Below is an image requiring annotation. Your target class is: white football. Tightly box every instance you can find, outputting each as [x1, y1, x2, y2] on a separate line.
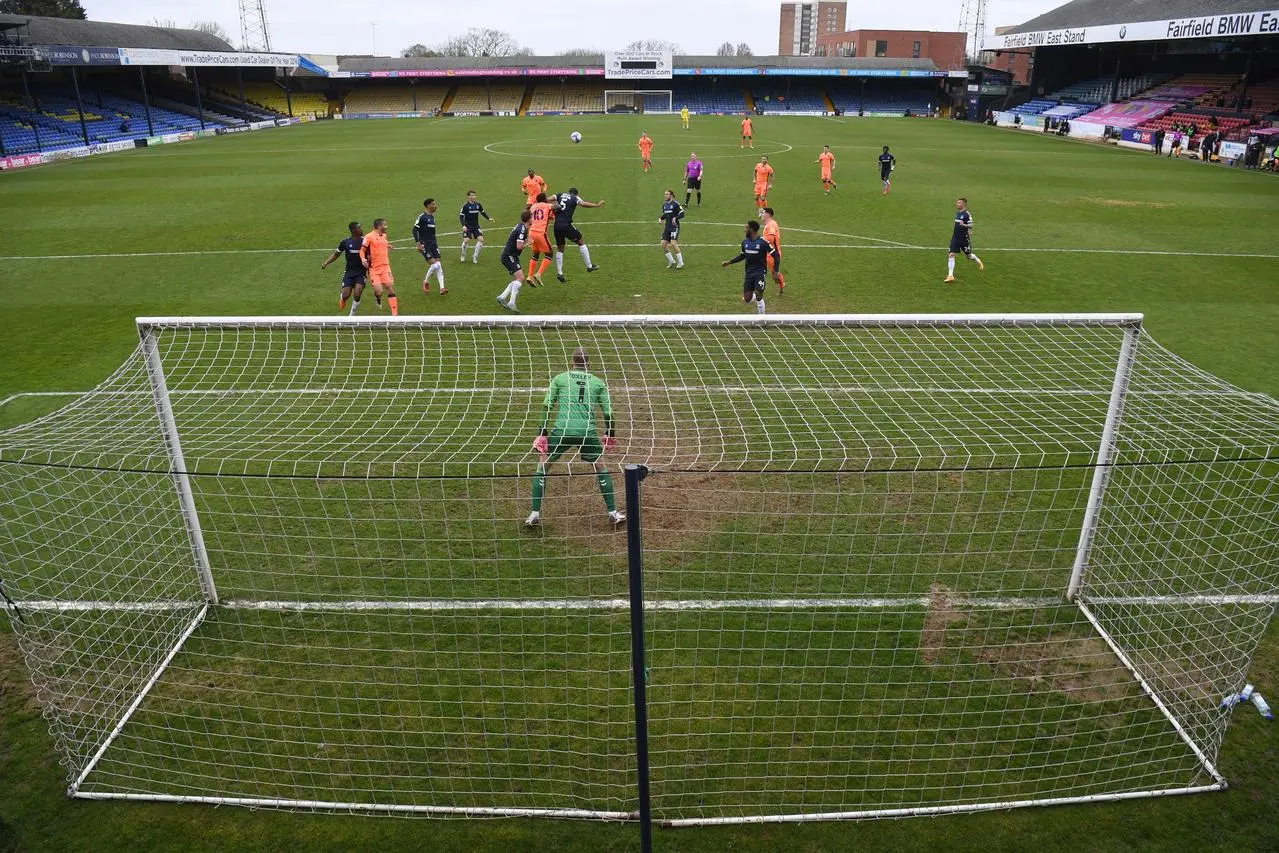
[570, 131, 583, 143]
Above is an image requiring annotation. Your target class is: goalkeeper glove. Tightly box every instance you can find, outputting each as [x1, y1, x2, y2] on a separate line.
[603, 436, 617, 451]
[533, 435, 549, 454]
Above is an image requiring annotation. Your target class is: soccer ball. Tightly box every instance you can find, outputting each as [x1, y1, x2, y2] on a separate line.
[570, 131, 583, 143]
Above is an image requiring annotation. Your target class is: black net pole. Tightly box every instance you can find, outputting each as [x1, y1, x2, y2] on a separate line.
[138, 68, 154, 137]
[624, 463, 653, 853]
[192, 67, 206, 129]
[69, 66, 89, 146]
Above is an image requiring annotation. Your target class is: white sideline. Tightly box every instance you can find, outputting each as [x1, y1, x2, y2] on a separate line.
[14, 594, 1279, 614]
[5, 245, 1279, 261]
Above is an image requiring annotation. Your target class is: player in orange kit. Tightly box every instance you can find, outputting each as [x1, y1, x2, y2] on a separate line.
[521, 169, 547, 206]
[816, 144, 837, 194]
[526, 192, 556, 286]
[760, 207, 787, 294]
[741, 114, 754, 149]
[359, 218, 399, 315]
[638, 132, 654, 173]
[753, 155, 774, 215]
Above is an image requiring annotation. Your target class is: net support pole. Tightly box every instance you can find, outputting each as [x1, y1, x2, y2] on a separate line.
[624, 464, 654, 853]
[139, 325, 218, 605]
[1067, 322, 1141, 601]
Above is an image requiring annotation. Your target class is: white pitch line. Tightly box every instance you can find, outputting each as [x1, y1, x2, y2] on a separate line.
[7, 244, 1277, 262]
[13, 594, 1278, 614]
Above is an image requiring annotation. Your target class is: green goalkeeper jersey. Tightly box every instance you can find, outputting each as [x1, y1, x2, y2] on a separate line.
[542, 370, 614, 437]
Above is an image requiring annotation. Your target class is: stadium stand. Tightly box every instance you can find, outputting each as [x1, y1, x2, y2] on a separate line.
[527, 82, 607, 113]
[826, 81, 934, 115]
[751, 83, 827, 113]
[669, 80, 748, 114]
[0, 89, 229, 151]
[214, 83, 328, 119]
[449, 84, 524, 113]
[343, 85, 450, 114]
[1138, 110, 1253, 141]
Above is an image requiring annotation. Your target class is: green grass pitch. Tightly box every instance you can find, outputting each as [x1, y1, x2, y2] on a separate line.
[1, 115, 1277, 852]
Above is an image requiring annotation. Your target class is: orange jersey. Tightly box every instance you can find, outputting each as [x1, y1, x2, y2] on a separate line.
[360, 232, 391, 270]
[528, 201, 555, 235]
[753, 162, 774, 186]
[742, 118, 753, 136]
[819, 151, 835, 173]
[763, 220, 782, 255]
[522, 175, 547, 203]
[638, 136, 653, 154]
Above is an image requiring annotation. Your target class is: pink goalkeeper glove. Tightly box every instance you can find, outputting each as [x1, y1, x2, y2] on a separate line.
[533, 435, 549, 454]
[603, 437, 617, 451]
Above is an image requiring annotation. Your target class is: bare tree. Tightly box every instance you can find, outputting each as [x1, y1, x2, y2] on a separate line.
[716, 41, 735, 56]
[148, 16, 178, 28]
[189, 20, 231, 42]
[556, 48, 603, 57]
[435, 28, 529, 58]
[401, 44, 438, 58]
[625, 39, 684, 55]
[735, 43, 753, 56]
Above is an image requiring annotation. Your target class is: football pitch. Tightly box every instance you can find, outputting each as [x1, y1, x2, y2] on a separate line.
[1, 115, 1277, 853]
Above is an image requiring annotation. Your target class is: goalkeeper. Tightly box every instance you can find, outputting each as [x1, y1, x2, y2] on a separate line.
[526, 347, 625, 527]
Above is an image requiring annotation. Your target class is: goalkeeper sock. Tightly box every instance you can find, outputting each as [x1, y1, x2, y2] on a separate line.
[947, 257, 956, 277]
[597, 472, 616, 513]
[532, 466, 547, 512]
[756, 298, 766, 315]
[579, 244, 592, 268]
[388, 296, 399, 316]
[555, 252, 565, 276]
[349, 299, 360, 316]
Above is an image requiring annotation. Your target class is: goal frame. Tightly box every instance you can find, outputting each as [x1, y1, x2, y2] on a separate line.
[12, 311, 1264, 827]
[605, 89, 674, 115]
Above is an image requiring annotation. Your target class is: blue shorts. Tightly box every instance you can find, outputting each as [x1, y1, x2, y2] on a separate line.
[420, 246, 442, 262]
[501, 253, 522, 275]
[342, 273, 366, 287]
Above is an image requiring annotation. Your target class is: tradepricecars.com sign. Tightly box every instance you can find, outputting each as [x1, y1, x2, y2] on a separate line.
[991, 9, 1279, 49]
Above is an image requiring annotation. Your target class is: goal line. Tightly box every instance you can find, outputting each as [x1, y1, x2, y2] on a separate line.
[12, 594, 1279, 614]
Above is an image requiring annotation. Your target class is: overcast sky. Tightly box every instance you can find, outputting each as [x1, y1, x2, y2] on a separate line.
[87, 0, 1063, 56]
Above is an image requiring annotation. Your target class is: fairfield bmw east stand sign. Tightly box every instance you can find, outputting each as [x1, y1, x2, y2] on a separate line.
[991, 9, 1279, 48]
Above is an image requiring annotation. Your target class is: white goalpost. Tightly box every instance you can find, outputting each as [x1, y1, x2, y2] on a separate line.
[605, 90, 674, 114]
[1, 314, 1277, 825]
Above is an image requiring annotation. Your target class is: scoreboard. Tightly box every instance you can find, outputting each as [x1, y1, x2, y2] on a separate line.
[605, 50, 674, 80]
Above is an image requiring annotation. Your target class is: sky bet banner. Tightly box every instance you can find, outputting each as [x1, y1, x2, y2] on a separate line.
[991, 9, 1279, 49]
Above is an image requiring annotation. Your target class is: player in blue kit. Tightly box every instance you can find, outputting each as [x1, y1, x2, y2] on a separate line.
[721, 220, 778, 315]
[660, 189, 685, 269]
[496, 210, 532, 313]
[320, 221, 370, 315]
[459, 190, 492, 264]
[414, 198, 446, 294]
[879, 146, 897, 195]
[946, 197, 984, 283]
[553, 187, 604, 282]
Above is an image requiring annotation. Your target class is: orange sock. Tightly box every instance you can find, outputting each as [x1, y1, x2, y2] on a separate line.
[528, 259, 537, 278]
[538, 258, 551, 276]
[340, 296, 347, 310]
[388, 296, 399, 316]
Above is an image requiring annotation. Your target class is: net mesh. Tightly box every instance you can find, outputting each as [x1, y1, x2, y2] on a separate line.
[1, 316, 1276, 821]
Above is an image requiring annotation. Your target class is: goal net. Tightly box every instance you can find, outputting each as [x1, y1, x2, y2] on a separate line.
[1, 315, 1277, 823]
[605, 90, 674, 114]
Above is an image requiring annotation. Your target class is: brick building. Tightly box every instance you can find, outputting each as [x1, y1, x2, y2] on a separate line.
[815, 29, 967, 71]
[980, 26, 1034, 86]
[779, 2, 848, 56]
